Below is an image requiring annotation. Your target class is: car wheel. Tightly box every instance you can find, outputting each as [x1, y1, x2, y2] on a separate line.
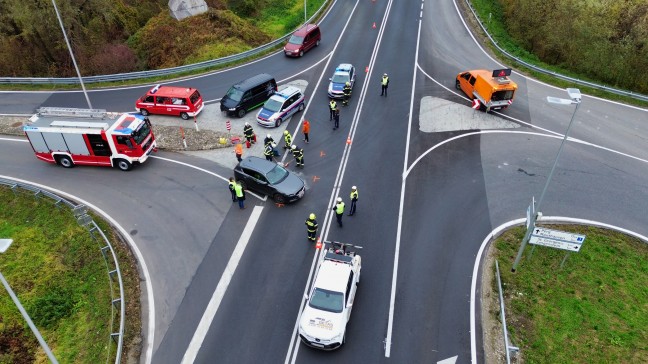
[273, 194, 286, 204]
[455, 80, 461, 90]
[275, 118, 282, 127]
[237, 109, 246, 118]
[316, 39, 320, 47]
[299, 50, 304, 57]
[298, 103, 305, 112]
[140, 109, 149, 116]
[57, 155, 73, 168]
[180, 112, 189, 120]
[115, 159, 132, 171]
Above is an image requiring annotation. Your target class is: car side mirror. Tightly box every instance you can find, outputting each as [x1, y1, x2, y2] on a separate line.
[329, 78, 332, 81]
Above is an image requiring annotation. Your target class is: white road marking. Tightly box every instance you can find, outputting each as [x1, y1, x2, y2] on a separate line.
[385, 12, 421, 359]
[181, 205, 263, 364]
[0, 137, 27, 142]
[470, 217, 648, 363]
[0, 175, 156, 364]
[150, 155, 266, 201]
[438, 355, 458, 364]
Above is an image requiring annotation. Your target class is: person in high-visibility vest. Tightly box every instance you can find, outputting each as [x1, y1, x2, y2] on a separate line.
[283, 130, 292, 149]
[332, 197, 345, 227]
[291, 144, 304, 167]
[381, 73, 389, 96]
[264, 143, 274, 161]
[234, 182, 245, 209]
[349, 186, 358, 216]
[329, 99, 337, 120]
[243, 122, 255, 147]
[342, 82, 352, 106]
[305, 213, 318, 243]
[228, 177, 237, 202]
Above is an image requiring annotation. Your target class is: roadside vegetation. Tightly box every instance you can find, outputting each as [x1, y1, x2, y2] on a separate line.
[490, 225, 647, 363]
[0, 186, 141, 364]
[0, 0, 326, 79]
[467, 0, 648, 104]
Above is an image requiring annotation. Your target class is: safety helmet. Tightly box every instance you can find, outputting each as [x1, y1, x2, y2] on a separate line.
[245, 122, 249, 126]
[291, 145, 297, 150]
[267, 133, 271, 138]
[309, 213, 316, 220]
[284, 130, 289, 135]
[352, 186, 357, 190]
[346, 81, 350, 86]
[384, 73, 388, 76]
[337, 197, 342, 202]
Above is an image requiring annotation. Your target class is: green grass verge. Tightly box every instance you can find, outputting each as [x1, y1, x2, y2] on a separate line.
[0, 186, 141, 363]
[466, 0, 648, 108]
[493, 225, 648, 363]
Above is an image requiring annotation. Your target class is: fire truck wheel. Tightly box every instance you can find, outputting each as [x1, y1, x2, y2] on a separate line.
[140, 109, 149, 116]
[455, 80, 461, 90]
[180, 112, 189, 120]
[115, 159, 132, 171]
[57, 155, 74, 168]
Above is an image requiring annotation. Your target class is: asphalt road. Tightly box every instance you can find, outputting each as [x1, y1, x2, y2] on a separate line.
[1, 0, 647, 363]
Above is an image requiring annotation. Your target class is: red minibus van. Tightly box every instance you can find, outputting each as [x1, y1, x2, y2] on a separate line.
[136, 85, 204, 120]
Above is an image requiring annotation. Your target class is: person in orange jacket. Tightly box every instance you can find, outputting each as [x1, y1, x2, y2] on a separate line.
[234, 142, 243, 162]
[302, 119, 310, 143]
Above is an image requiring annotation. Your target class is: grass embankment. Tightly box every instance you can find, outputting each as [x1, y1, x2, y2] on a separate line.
[492, 225, 648, 363]
[0, 186, 141, 363]
[466, 0, 648, 108]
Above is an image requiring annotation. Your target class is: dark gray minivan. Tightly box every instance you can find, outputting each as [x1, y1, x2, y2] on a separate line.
[220, 74, 277, 118]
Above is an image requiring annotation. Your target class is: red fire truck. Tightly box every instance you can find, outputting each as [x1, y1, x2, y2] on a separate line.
[24, 107, 157, 171]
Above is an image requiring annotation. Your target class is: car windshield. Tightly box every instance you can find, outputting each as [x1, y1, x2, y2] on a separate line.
[331, 73, 349, 84]
[131, 120, 151, 145]
[288, 35, 304, 45]
[225, 87, 243, 102]
[264, 98, 283, 112]
[266, 164, 289, 184]
[309, 288, 344, 313]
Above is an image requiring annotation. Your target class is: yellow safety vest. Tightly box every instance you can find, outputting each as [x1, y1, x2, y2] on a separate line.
[335, 202, 345, 214]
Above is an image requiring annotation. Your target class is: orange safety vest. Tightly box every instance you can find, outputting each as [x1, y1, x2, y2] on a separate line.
[303, 121, 310, 133]
[235, 143, 243, 155]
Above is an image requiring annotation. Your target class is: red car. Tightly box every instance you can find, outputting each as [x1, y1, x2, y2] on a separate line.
[284, 24, 321, 57]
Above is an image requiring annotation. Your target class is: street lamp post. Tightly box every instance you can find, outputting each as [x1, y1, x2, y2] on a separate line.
[511, 88, 582, 272]
[0, 239, 59, 364]
[304, 0, 307, 23]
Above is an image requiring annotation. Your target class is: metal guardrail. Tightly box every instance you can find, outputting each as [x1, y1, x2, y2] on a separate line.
[495, 260, 520, 364]
[0, 2, 329, 85]
[0, 178, 125, 364]
[463, 0, 648, 103]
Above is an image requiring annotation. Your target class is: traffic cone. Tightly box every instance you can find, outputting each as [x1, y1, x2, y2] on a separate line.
[315, 238, 322, 249]
[346, 137, 352, 145]
[365, 66, 369, 73]
[372, 22, 376, 29]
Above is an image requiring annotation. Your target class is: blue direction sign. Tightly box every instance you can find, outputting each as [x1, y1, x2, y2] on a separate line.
[529, 227, 585, 252]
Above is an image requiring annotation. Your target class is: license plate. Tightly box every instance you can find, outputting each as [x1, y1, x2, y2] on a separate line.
[311, 342, 323, 348]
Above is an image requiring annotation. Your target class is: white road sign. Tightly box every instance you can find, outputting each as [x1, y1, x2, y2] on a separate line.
[529, 227, 586, 252]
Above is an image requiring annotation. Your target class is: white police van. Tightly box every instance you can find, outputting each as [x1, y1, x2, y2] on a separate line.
[299, 242, 361, 350]
[256, 86, 305, 127]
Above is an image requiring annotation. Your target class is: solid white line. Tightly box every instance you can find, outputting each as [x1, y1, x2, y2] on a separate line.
[0, 175, 156, 364]
[385, 15, 422, 358]
[469, 217, 648, 363]
[181, 205, 263, 364]
[0, 137, 28, 142]
[150, 155, 266, 201]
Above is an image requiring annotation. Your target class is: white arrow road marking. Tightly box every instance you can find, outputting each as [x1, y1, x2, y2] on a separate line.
[437, 355, 458, 364]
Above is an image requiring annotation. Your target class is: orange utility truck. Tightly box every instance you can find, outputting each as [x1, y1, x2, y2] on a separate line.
[456, 69, 517, 111]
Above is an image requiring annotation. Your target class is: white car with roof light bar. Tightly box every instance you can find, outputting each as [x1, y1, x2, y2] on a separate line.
[256, 86, 305, 127]
[327, 63, 356, 99]
[299, 241, 361, 350]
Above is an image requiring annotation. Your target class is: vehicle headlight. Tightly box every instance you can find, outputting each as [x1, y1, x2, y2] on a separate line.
[229, 108, 236, 111]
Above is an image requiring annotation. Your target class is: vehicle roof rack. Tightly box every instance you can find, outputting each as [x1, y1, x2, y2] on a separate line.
[37, 107, 107, 118]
